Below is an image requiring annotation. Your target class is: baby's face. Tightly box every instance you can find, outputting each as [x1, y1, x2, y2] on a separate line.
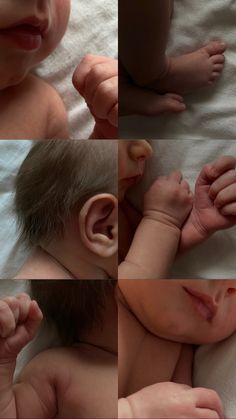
[118, 140, 153, 201]
[119, 279, 236, 344]
[0, 0, 70, 89]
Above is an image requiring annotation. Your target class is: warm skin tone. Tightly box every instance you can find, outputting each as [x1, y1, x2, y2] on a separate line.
[0, 1, 118, 139]
[0, 0, 70, 139]
[0, 290, 117, 418]
[119, 0, 227, 116]
[73, 55, 118, 139]
[118, 279, 236, 419]
[118, 140, 193, 279]
[119, 140, 236, 278]
[14, 193, 118, 280]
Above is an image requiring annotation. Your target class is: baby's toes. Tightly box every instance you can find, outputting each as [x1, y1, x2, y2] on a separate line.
[163, 95, 186, 113]
[210, 54, 225, 65]
[209, 72, 221, 83]
[205, 41, 227, 57]
[213, 63, 224, 73]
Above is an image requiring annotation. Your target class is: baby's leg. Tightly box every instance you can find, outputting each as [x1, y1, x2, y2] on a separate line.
[119, 0, 186, 114]
[119, 0, 173, 86]
[149, 41, 227, 95]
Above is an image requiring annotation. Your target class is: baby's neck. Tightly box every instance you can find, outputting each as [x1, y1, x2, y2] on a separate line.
[14, 247, 75, 279]
[78, 288, 117, 355]
[44, 242, 111, 280]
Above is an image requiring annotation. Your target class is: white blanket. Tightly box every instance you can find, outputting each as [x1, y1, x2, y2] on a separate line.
[128, 139, 236, 279]
[36, 0, 117, 139]
[119, 0, 236, 139]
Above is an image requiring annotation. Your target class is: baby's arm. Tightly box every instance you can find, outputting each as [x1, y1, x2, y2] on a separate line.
[119, 382, 224, 418]
[180, 156, 236, 253]
[119, 171, 193, 279]
[0, 293, 56, 419]
[73, 54, 118, 139]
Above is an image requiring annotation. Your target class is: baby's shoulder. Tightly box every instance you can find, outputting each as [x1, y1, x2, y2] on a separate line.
[0, 74, 69, 139]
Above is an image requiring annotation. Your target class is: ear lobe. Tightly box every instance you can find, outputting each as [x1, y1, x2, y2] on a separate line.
[79, 194, 118, 258]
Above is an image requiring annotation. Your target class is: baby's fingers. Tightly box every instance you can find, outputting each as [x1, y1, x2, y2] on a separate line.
[220, 203, 236, 216]
[168, 170, 183, 183]
[0, 300, 17, 338]
[72, 55, 113, 95]
[83, 59, 118, 105]
[90, 76, 118, 121]
[5, 301, 43, 354]
[214, 183, 236, 208]
[197, 156, 236, 187]
[209, 169, 236, 199]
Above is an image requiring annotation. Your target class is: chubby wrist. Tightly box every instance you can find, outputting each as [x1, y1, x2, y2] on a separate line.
[179, 215, 211, 253]
[143, 209, 182, 231]
[118, 398, 133, 419]
[143, 211, 181, 235]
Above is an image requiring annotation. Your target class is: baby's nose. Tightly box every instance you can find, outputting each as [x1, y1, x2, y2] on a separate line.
[129, 140, 153, 161]
[213, 280, 236, 302]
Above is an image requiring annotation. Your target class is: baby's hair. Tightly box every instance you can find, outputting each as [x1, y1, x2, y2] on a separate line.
[30, 279, 116, 343]
[15, 140, 117, 246]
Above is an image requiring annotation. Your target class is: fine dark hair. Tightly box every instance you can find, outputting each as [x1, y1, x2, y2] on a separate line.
[15, 140, 117, 246]
[30, 279, 116, 343]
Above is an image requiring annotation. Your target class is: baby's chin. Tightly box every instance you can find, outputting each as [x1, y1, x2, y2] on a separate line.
[0, 62, 32, 89]
[164, 331, 233, 346]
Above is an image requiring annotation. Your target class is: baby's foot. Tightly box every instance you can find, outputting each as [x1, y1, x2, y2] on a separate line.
[144, 93, 186, 115]
[120, 81, 186, 116]
[150, 41, 227, 95]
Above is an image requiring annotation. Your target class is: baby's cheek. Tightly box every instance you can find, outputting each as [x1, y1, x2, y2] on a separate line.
[53, 0, 70, 40]
[40, 0, 70, 59]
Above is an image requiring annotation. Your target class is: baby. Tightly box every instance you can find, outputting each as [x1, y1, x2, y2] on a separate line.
[13, 140, 118, 279]
[118, 140, 236, 279]
[0, 279, 117, 418]
[119, 1, 227, 116]
[118, 279, 236, 418]
[0, 1, 118, 139]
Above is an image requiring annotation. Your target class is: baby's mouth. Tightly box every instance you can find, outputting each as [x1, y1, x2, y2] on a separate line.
[0, 17, 49, 51]
[183, 287, 217, 322]
[122, 174, 142, 187]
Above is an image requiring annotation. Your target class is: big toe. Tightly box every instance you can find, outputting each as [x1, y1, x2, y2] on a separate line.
[205, 41, 227, 57]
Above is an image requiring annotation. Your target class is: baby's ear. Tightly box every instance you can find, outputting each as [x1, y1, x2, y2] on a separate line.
[79, 194, 118, 258]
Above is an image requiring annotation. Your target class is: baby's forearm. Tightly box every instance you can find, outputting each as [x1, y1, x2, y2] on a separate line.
[0, 360, 17, 418]
[119, 217, 180, 279]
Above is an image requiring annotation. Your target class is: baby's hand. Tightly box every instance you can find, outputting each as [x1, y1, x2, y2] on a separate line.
[0, 293, 42, 361]
[119, 382, 224, 418]
[180, 156, 236, 251]
[144, 170, 193, 229]
[72, 54, 118, 139]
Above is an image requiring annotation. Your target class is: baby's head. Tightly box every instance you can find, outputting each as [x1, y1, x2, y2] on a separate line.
[0, 0, 70, 89]
[15, 140, 118, 278]
[119, 279, 236, 344]
[31, 279, 116, 343]
[118, 140, 153, 201]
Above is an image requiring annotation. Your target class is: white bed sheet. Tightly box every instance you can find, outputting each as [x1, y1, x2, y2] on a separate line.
[0, 141, 33, 279]
[36, 0, 117, 139]
[119, 0, 236, 140]
[128, 139, 236, 279]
